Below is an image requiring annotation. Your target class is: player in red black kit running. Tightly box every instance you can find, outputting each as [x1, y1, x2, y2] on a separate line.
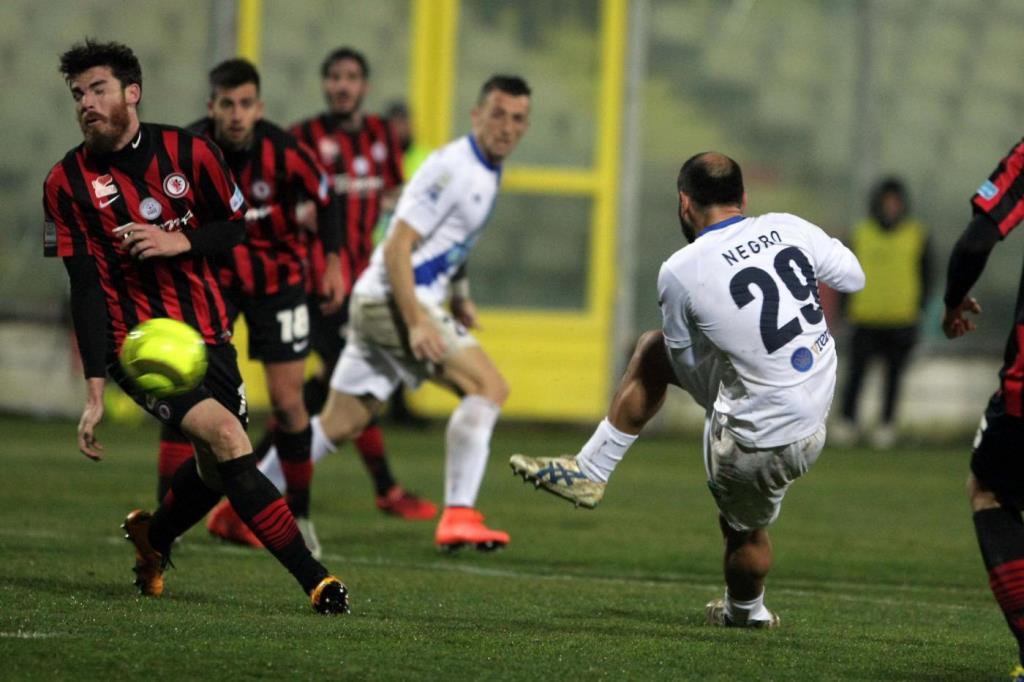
[245, 47, 437, 528]
[942, 137, 1024, 676]
[157, 59, 343, 559]
[44, 40, 347, 613]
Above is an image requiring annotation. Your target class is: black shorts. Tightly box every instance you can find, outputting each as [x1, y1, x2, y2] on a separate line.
[226, 285, 311, 364]
[309, 293, 349, 372]
[971, 395, 1024, 509]
[109, 343, 248, 430]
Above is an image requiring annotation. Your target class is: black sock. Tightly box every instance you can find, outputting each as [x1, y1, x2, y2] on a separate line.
[217, 454, 328, 593]
[974, 507, 1024, 664]
[276, 426, 313, 517]
[303, 376, 329, 415]
[149, 458, 222, 555]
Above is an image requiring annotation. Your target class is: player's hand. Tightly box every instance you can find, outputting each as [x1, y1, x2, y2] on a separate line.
[450, 296, 481, 330]
[942, 296, 982, 339]
[77, 396, 105, 461]
[319, 255, 346, 314]
[115, 223, 190, 260]
[295, 200, 317, 232]
[409, 320, 447, 363]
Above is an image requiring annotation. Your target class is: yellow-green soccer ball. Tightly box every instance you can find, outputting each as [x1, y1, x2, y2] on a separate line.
[119, 318, 208, 398]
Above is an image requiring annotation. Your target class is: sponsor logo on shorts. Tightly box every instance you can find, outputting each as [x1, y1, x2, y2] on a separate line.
[977, 179, 999, 201]
[163, 173, 189, 198]
[139, 197, 162, 221]
[791, 347, 813, 372]
[157, 403, 172, 421]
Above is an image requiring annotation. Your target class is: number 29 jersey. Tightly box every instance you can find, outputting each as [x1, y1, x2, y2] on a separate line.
[659, 213, 865, 448]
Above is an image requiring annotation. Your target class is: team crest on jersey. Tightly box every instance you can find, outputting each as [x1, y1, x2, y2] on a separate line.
[163, 173, 189, 198]
[251, 180, 271, 201]
[318, 138, 340, 164]
[139, 197, 162, 221]
[370, 141, 388, 162]
[91, 174, 118, 198]
[352, 155, 370, 176]
[790, 347, 813, 372]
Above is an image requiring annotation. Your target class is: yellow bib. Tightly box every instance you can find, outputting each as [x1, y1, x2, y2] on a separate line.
[848, 218, 925, 326]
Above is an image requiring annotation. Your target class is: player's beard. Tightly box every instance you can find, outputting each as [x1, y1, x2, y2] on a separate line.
[328, 91, 364, 122]
[678, 200, 696, 243]
[80, 97, 132, 154]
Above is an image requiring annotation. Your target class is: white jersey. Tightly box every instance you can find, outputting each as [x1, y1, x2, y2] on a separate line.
[659, 213, 865, 448]
[354, 135, 501, 305]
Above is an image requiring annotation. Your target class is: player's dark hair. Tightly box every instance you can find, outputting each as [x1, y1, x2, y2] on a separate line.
[208, 58, 261, 98]
[478, 75, 531, 104]
[320, 47, 369, 79]
[59, 39, 142, 90]
[677, 152, 744, 208]
[869, 175, 909, 219]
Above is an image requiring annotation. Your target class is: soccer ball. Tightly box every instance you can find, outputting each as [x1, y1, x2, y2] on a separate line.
[118, 318, 208, 398]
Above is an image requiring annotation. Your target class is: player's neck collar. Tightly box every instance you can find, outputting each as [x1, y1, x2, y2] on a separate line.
[467, 134, 501, 173]
[699, 214, 746, 238]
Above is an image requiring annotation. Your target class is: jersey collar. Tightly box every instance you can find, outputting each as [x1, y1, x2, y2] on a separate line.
[699, 214, 746, 238]
[467, 134, 501, 175]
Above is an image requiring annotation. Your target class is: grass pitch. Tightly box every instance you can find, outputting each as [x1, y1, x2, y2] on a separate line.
[0, 414, 1012, 680]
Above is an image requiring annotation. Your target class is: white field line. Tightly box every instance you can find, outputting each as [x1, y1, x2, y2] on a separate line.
[0, 527, 989, 613]
[0, 631, 65, 639]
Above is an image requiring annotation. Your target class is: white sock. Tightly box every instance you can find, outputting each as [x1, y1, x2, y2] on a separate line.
[258, 444, 286, 493]
[575, 418, 638, 483]
[310, 416, 336, 465]
[257, 417, 337, 494]
[444, 395, 500, 508]
[724, 589, 771, 624]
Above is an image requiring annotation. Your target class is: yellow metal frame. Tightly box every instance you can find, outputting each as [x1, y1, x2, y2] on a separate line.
[407, 0, 626, 420]
[233, 0, 627, 418]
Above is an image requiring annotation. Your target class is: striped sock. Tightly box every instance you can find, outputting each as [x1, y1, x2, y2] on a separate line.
[217, 454, 327, 593]
[354, 424, 396, 496]
[149, 458, 221, 554]
[156, 432, 195, 504]
[974, 507, 1024, 663]
[275, 426, 313, 517]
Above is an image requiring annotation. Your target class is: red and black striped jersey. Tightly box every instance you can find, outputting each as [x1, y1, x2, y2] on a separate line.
[43, 122, 247, 351]
[971, 138, 1024, 416]
[289, 113, 403, 293]
[189, 118, 331, 298]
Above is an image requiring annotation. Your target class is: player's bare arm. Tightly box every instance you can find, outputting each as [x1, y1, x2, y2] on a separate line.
[942, 213, 1000, 339]
[384, 219, 446, 362]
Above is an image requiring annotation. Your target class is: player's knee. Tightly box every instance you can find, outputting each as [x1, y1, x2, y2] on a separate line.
[484, 373, 510, 406]
[270, 395, 308, 432]
[205, 418, 249, 460]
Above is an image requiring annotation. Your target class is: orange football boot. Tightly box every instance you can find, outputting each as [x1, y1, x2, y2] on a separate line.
[206, 499, 263, 549]
[376, 485, 438, 520]
[434, 507, 509, 552]
[121, 509, 166, 596]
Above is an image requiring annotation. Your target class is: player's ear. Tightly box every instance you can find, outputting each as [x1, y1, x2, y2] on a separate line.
[206, 99, 214, 117]
[255, 99, 265, 120]
[125, 83, 141, 106]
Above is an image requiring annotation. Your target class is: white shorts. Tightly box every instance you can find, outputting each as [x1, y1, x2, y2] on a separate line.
[329, 295, 479, 401]
[703, 411, 826, 532]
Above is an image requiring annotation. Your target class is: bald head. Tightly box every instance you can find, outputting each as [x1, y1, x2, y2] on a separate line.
[677, 152, 744, 209]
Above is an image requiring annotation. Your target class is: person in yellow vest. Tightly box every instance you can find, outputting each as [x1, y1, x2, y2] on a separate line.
[834, 177, 931, 449]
